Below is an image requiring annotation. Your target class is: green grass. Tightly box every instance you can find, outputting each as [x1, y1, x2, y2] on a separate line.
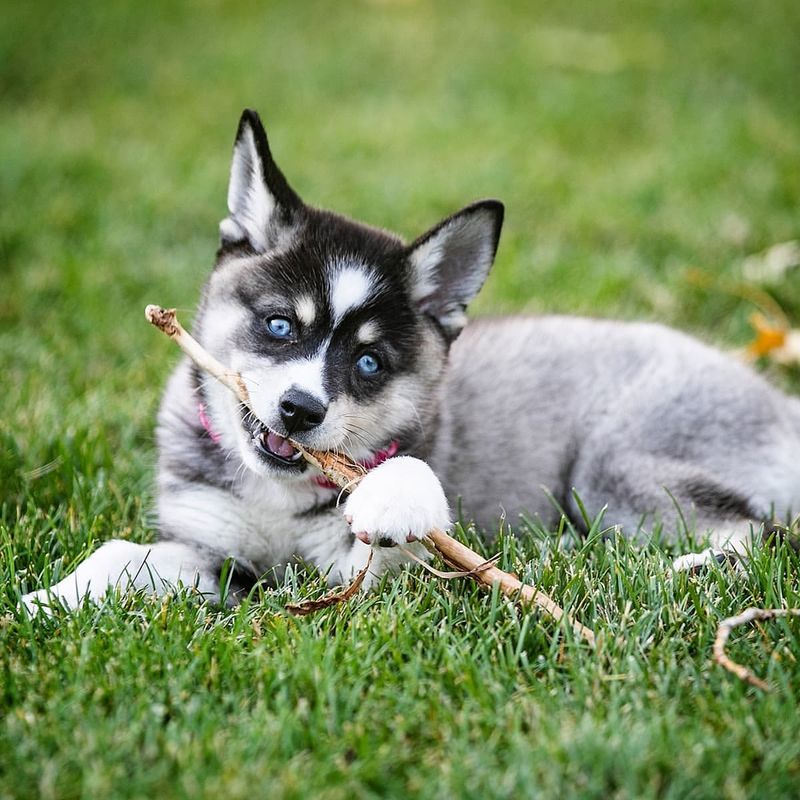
[2, 0, 800, 797]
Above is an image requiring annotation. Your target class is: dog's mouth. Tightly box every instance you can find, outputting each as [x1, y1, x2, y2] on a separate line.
[253, 425, 305, 466]
[239, 406, 400, 480]
[241, 410, 307, 471]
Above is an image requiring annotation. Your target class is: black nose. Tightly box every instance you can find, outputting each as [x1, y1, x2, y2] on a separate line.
[279, 388, 327, 433]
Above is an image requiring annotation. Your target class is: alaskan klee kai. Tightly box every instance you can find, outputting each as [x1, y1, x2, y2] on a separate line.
[22, 109, 800, 613]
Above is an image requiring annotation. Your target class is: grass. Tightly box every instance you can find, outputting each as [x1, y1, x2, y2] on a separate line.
[2, 0, 800, 797]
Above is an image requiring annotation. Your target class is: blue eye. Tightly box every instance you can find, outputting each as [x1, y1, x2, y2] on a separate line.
[356, 353, 381, 376]
[267, 316, 293, 338]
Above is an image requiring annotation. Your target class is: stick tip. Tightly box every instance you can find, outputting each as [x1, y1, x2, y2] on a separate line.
[145, 304, 179, 336]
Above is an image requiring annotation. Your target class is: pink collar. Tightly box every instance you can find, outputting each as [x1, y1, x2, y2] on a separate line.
[197, 401, 399, 488]
[197, 400, 222, 443]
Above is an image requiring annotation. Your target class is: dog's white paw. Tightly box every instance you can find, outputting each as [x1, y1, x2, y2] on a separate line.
[343, 456, 450, 547]
[672, 548, 742, 573]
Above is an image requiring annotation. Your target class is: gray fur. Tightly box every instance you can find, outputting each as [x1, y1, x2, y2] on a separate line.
[432, 316, 800, 539]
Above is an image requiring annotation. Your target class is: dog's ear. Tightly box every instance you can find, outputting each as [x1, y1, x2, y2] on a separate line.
[219, 109, 303, 252]
[407, 200, 504, 338]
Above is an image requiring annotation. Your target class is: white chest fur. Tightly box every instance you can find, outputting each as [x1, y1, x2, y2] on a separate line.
[157, 468, 347, 571]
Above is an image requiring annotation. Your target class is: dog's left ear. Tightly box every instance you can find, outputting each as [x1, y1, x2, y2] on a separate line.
[219, 109, 303, 252]
[407, 200, 504, 338]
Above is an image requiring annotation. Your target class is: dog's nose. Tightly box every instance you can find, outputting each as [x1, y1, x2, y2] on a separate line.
[279, 388, 327, 433]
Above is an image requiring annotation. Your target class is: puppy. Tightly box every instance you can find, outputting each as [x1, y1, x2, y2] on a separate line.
[22, 109, 800, 612]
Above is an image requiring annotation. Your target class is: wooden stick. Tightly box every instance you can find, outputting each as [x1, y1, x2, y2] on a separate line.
[713, 606, 800, 691]
[423, 529, 594, 641]
[145, 305, 252, 409]
[145, 304, 596, 645]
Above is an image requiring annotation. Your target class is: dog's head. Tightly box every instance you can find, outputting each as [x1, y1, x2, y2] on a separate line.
[196, 109, 503, 479]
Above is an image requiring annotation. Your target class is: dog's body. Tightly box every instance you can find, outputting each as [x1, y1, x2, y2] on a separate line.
[22, 110, 800, 612]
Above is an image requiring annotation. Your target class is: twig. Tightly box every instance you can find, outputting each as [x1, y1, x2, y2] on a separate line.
[713, 607, 800, 691]
[146, 304, 596, 645]
[145, 305, 252, 409]
[399, 546, 501, 579]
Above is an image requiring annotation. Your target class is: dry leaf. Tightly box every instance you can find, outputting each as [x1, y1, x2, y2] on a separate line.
[745, 313, 800, 365]
[285, 552, 373, 616]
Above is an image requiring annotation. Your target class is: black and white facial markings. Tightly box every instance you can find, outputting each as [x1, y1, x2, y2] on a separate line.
[195, 109, 504, 478]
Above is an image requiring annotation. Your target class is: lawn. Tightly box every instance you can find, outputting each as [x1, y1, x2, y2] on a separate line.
[2, 0, 800, 797]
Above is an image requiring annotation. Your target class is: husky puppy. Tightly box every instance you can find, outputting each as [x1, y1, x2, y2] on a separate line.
[22, 109, 800, 612]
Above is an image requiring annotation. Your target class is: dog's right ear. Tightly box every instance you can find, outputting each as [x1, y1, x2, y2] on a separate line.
[219, 109, 303, 253]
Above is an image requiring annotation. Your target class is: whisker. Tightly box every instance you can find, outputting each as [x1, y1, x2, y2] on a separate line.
[394, 397, 426, 437]
[341, 428, 372, 452]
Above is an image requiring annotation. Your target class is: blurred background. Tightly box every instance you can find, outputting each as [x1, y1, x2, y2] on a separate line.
[1, 0, 799, 504]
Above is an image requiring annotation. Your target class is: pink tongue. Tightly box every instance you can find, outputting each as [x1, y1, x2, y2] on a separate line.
[267, 431, 297, 458]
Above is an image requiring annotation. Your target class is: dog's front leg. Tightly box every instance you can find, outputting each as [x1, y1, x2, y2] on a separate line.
[20, 540, 223, 616]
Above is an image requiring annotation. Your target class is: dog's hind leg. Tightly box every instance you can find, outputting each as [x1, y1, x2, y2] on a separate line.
[20, 540, 224, 616]
[568, 448, 766, 570]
